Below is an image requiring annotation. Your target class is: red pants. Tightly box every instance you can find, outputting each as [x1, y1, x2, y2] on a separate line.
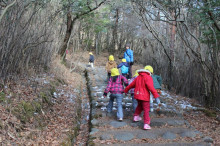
[134, 100, 150, 124]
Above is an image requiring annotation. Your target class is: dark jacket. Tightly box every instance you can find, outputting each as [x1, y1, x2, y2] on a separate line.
[152, 75, 162, 89]
[117, 62, 129, 68]
[89, 55, 95, 62]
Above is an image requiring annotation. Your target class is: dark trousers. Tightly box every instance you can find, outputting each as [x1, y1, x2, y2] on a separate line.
[128, 63, 133, 79]
[107, 73, 111, 81]
[122, 73, 129, 79]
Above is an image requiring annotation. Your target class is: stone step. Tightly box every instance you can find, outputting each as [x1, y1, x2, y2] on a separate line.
[91, 117, 191, 129]
[91, 128, 204, 143]
[95, 98, 132, 103]
[101, 142, 211, 146]
[86, 67, 210, 146]
[94, 106, 182, 118]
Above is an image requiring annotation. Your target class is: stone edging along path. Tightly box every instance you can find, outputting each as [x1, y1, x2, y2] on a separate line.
[84, 66, 212, 146]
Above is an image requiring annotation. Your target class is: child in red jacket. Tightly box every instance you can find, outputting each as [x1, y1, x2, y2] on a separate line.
[124, 69, 160, 130]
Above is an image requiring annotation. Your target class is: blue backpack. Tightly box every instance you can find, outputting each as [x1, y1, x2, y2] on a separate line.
[121, 65, 129, 74]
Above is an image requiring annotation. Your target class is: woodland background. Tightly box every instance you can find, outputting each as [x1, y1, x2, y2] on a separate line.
[0, 0, 220, 109]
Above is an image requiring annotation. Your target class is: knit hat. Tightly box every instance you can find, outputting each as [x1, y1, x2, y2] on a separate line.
[89, 52, 93, 55]
[111, 68, 120, 76]
[109, 55, 114, 61]
[122, 58, 126, 62]
[144, 65, 153, 74]
[125, 44, 130, 47]
[133, 70, 139, 77]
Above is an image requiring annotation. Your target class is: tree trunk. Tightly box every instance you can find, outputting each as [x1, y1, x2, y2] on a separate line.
[170, 10, 176, 61]
[58, 12, 74, 58]
[95, 33, 99, 55]
[168, 10, 176, 89]
[112, 8, 119, 51]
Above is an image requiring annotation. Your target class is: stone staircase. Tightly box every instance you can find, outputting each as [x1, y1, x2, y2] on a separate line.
[85, 66, 211, 146]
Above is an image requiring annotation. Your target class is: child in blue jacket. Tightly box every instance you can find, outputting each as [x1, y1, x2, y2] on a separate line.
[124, 44, 133, 79]
[117, 59, 129, 79]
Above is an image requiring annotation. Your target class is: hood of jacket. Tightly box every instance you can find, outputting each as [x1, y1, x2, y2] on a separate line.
[138, 70, 151, 76]
[106, 60, 117, 73]
[120, 62, 129, 67]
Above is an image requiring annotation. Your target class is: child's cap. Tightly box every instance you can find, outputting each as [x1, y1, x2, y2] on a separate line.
[111, 68, 120, 76]
[133, 70, 139, 77]
[122, 58, 126, 62]
[144, 65, 153, 74]
[89, 52, 93, 55]
[109, 55, 114, 61]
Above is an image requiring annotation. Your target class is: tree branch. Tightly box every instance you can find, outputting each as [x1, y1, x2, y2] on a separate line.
[73, 0, 107, 21]
[207, 11, 220, 32]
[0, 0, 16, 23]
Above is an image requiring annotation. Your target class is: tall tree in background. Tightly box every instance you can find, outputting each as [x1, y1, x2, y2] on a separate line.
[131, 0, 220, 108]
[191, 0, 220, 107]
[58, 0, 106, 60]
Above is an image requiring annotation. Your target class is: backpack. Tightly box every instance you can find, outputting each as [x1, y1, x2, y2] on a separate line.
[121, 65, 129, 74]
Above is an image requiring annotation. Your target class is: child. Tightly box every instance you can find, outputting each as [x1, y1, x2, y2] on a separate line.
[124, 44, 133, 79]
[144, 65, 162, 112]
[89, 52, 95, 68]
[124, 69, 160, 130]
[128, 70, 139, 112]
[105, 55, 117, 80]
[117, 58, 129, 79]
[103, 68, 128, 121]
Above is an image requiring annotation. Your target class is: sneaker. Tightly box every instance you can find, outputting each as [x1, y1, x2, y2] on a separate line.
[133, 116, 142, 122]
[143, 124, 151, 130]
[118, 118, 123, 122]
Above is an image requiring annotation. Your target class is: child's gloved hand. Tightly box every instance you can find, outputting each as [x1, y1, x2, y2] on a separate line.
[155, 98, 162, 112]
[103, 92, 107, 98]
[155, 98, 161, 104]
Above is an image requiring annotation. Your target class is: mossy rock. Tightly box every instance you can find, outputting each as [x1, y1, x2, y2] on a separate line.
[0, 91, 6, 103]
[12, 100, 43, 123]
[198, 108, 217, 118]
[39, 92, 52, 105]
[93, 114, 102, 119]
[202, 109, 217, 117]
[56, 78, 67, 85]
[0, 120, 3, 129]
[12, 101, 35, 123]
[50, 80, 60, 88]
[87, 139, 95, 146]
[49, 86, 56, 96]
[32, 101, 42, 113]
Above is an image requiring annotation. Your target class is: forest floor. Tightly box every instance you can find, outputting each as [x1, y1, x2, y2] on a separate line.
[0, 51, 219, 145]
